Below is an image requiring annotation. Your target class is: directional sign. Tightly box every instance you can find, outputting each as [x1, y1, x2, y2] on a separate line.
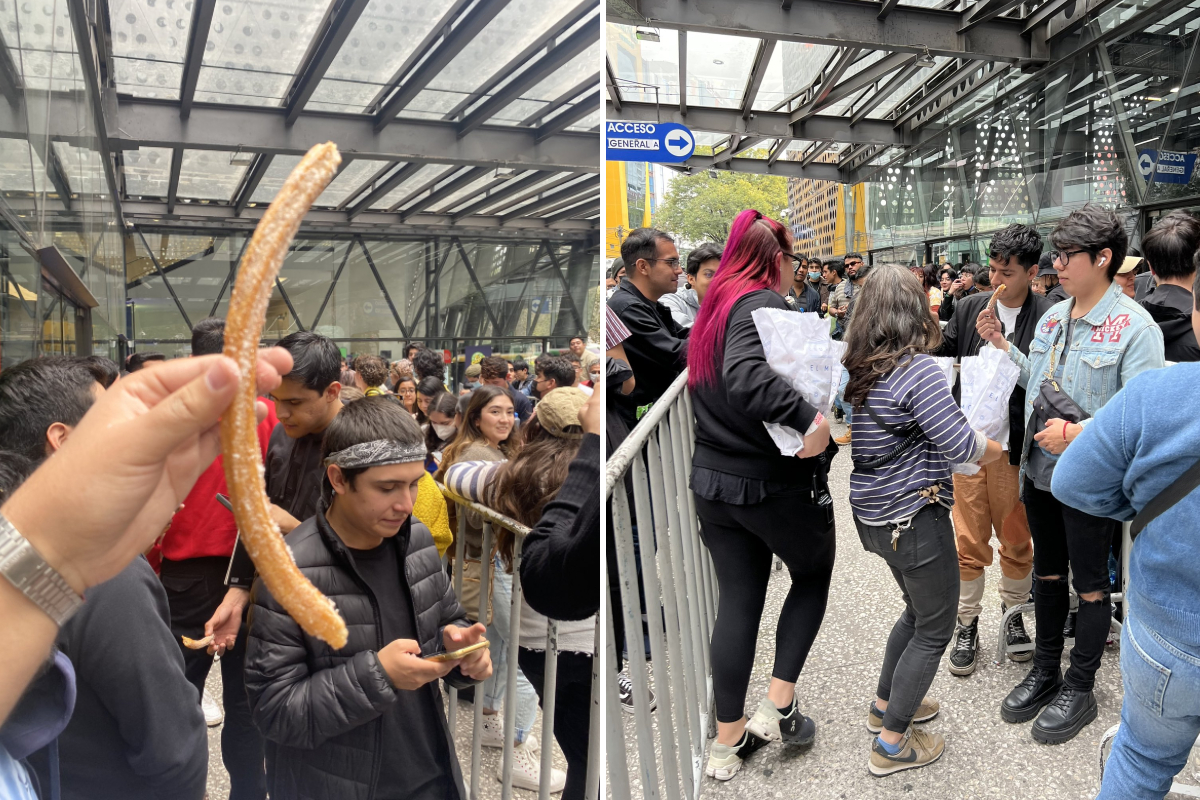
[606, 121, 696, 163]
[1138, 149, 1197, 184]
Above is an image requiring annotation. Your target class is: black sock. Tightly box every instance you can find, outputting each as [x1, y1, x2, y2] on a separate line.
[777, 697, 796, 716]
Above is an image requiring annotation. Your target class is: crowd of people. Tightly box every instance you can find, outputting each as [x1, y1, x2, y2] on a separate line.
[0, 327, 601, 799]
[607, 205, 1200, 797]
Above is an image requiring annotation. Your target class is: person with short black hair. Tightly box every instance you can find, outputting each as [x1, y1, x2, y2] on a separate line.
[127, 352, 166, 372]
[824, 260, 849, 335]
[244, 397, 490, 800]
[938, 267, 960, 321]
[785, 251, 823, 314]
[609, 227, 689, 423]
[567, 336, 597, 372]
[0, 357, 102, 463]
[79, 354, 120, 388]
[411, 347, 445, 383]
[979, 204, 1164, 745]
[1140, 210, 1200, 361]
[534, 355, 576, 396]
[662, 242, 722, 329]
[1035, 253, 1068, 304]
[480, 355, 533, 422]
[416, 375, 447, 424]
[510, 357, 534, 396]
[404, 342, 424, 361]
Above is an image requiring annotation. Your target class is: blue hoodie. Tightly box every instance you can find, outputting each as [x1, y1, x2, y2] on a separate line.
[1052, 362, 1200, 647]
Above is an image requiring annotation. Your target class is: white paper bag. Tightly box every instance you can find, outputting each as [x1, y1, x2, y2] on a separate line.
[951, 347, 1021, 475]
[751, 308, 846, 456]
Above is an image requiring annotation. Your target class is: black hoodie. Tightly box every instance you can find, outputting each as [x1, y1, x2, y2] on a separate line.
[1141, 283, 1200, 362]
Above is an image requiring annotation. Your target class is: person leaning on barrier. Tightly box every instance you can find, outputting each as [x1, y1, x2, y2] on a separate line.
[978, 203, 1165, 745]
[607, 227, 690, 424]
[1052, 287, 1200, 800]
[661, 241, 721, 329]
[685, 210, 836, 782]
[935, 224, 1053, 677]
[445, 388, 595, 799]
[244, 397, 490, 800]
[1139, 210, 1200, 362]
[0, 349, 291, 787]
[845, 264, 1004, 777]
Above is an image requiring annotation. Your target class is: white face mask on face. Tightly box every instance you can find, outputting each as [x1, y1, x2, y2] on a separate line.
[432, 422, 457, 440]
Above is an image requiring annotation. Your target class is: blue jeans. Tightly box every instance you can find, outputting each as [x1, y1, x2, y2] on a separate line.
[1098, 613, 1200, 800]
[836, 367, 850, 418]
[483, 555, 538, 743]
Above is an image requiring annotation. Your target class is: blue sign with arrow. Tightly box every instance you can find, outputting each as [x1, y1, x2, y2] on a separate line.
[1138, 149, 1198, 184]
[606, 121, 696, 163]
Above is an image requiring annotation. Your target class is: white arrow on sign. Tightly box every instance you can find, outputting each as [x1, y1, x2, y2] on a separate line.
[664, 129, 695, 158]
[1139, 153, 1154, 178]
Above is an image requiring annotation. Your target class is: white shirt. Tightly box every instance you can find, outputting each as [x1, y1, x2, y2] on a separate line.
[995, 299, 1021, 336]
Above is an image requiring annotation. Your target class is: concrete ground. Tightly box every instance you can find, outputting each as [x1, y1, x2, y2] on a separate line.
[616, 418, 1200, 800]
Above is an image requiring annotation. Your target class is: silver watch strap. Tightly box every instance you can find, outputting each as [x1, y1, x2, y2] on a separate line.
[0, 512, 84, 626]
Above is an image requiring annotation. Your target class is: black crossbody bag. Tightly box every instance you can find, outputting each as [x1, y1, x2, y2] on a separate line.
[1131, 459, 1200, 541]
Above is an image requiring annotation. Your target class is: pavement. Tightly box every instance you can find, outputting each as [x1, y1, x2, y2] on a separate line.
[616, 418, 1200, 800]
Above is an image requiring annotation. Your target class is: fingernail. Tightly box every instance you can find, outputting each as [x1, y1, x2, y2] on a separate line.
[207, 360, 237, 392]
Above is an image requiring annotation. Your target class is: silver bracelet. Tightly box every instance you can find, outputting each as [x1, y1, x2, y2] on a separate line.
[0, 512, 84, 627]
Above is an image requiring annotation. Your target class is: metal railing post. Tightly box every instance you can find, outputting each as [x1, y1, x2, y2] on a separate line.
[604, 600, 632, 800]
[538, 621, 559, 800]
[584, 617, 602, 800]
[500, 538, 523, 798]
[448, 514, 467, 737]
[470, 522, 494, 800]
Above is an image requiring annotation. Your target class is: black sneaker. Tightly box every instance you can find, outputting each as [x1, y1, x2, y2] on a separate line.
[948, 619, 978, 676]
[1032, 685, 1097, 744]
[617, 669, 657, 714]
[1064, 609, 1077, 641]
[1003, 604, 1033, 663]
[1001, 665, 1062, 723]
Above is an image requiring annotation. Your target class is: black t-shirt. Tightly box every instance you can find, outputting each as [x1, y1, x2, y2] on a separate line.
[350, 537, 452, 800]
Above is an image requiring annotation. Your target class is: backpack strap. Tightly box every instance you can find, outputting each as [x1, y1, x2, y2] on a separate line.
[1131, 458, 1200, 541]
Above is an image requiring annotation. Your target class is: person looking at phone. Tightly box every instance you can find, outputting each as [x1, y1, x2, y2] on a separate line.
[245, 396, 490, 800]
[978, 204, 1164, 745]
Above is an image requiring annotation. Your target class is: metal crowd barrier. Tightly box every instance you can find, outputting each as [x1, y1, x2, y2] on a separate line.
[437, 485, 602, 800]
[605, 369, 718, 800]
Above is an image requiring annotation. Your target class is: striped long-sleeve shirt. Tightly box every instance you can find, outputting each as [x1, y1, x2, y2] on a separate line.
[849, 354, 987, 525]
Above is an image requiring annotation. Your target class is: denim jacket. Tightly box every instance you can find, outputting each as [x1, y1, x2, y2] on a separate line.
[1008, 279, 1165, 482]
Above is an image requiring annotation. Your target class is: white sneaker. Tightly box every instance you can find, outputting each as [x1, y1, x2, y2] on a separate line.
[479, 713, 505, 748]
[499, 741, 566, 793]
[201, 689, 223, 728]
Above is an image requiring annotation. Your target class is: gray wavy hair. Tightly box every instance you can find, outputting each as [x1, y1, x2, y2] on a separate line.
[842, 263, 942, 408]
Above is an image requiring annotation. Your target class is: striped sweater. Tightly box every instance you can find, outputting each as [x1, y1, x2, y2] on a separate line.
[849, 354, 987, 525]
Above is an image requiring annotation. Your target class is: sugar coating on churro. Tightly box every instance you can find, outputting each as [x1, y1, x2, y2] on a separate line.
[219, 142, 348, 649]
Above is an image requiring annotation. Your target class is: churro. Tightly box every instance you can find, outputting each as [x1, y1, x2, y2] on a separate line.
[987, 284, 1007, 313]
[219, 142, 348, 649]
[182, 634, 214, 650]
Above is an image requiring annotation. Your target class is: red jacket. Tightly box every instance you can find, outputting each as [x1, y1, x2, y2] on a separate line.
[156, 405, 278, 564]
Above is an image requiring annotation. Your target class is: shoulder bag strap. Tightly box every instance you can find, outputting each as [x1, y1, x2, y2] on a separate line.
[1131, 458, 1200, 540]
[853, 400, 923, 469]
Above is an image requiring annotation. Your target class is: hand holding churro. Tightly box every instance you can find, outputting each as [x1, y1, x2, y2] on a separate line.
[219, 143, 349, 649]
[181, 634, 214, 650]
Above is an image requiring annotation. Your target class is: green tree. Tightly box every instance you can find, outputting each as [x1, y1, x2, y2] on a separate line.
[654, 168, 789, 245]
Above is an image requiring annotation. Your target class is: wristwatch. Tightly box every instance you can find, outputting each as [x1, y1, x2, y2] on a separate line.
[0, 512, 84, 626]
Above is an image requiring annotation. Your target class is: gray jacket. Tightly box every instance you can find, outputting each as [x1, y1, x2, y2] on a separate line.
[245, 510, 474, 800]
[659, 287, 700, 329]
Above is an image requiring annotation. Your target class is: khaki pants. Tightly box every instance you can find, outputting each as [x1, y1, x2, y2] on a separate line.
[952, 460, 1033, 622]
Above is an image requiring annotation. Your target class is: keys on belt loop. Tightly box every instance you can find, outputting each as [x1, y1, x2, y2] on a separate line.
[888, 518, 913, 551]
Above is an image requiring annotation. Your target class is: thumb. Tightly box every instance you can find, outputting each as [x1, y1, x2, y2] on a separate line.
[136, 357, 240, 462]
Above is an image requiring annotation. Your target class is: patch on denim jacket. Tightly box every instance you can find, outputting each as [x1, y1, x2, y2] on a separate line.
[1090, 314, 1131, 343]
[1039, 316, 1061, 334]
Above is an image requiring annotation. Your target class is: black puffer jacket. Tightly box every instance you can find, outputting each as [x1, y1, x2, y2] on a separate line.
[245, 509, 474, 800]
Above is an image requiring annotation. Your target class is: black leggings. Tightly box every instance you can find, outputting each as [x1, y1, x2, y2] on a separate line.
[519, 648, 593, 800]
[695, 492, 837, 724]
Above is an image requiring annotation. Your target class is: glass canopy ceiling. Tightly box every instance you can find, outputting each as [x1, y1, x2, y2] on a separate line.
[0, 0, 600, 235]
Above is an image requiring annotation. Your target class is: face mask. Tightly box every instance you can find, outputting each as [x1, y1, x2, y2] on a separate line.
[432, 422, 457, 440]
[808, 271, 821, 281]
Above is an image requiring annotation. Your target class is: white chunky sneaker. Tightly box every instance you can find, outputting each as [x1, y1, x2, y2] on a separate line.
[201, 689, 223, 728]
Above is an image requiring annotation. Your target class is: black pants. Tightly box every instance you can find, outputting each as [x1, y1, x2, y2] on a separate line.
[855, 504, 958, 734]
[518, 648, 593, 800]
[1023, 481, 1118, 691]
[160, 557, 266, 800]
[694, 492, 836, 724]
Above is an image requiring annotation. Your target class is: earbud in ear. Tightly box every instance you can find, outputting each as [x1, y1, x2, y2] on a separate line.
[1099, 257, 1106, 265]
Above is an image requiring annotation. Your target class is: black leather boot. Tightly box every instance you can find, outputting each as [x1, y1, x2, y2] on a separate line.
[1001, 665, 1062, 723]
[1032, 685, 1098, 744]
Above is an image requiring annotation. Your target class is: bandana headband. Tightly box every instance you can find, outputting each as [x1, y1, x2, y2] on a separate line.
[323, 439, 426, 470]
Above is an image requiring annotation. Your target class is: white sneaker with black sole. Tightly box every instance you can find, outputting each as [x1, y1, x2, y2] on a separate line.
[617, 669, 657, 714]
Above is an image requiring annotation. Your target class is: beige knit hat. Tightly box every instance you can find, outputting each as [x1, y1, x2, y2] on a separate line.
[535, 388, 587, 439]
[464, 363, 482, 379]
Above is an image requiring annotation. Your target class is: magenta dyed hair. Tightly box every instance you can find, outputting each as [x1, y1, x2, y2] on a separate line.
[687, 209, 790, 388]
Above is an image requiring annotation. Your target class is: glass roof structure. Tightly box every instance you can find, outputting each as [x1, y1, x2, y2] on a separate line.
[1, 0, 600, 237]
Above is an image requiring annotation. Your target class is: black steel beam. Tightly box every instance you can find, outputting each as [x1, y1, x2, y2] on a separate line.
[802, 51, 916, 119]
[29, 138, 73, 210]
[795, 47, 860, 119]
[961, 0, 1024, 32]
[398, 167, 491, 220]
[893, 59, 1008, 131]
[682, 153, 842, 179]
[540, 240, 585, 334]
[275, 276, 306, 331]
[519, 75, 597, 127]
[878, 0, 900, 20]
[454, 237, 503, 333]
[233, 153, 275, 215]
[678, 30, 687, 115]
[166, 147, 182, 213]
[451, 170, 555, 220]
[606, 57, 623, 111]
[107, 96, 600, 173]
[456, 18, 598, 138]
[311, 241, 353, 329]
[0, 26, 22, 107]
[535, 93, 599, 142]
[374, 0, 511, 130]
[134, 228, 192, 329]
[849, 59, 923, 124]
[542, 194, 600, 222]
[357, 237, 409, 338]
[334, 160, 396, 211]
[740, 38, 777, 119]
[179, 0, 216, 119]
[282, 0, 373, 124]
[347, 162, 422, 219]
[612, 0, 1034, 61]
[66, 0, 123, 223]
[499, 180, 599, 222]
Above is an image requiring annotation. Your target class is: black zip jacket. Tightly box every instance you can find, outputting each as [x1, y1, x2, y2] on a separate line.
[607, 281, 689, 423]
[936, 288, 1053, 466]
[691, 289, 835, 484]
[785, 283, 823, 315]
[1141, 283, 1200, 362]
[244, 511, 475, 800]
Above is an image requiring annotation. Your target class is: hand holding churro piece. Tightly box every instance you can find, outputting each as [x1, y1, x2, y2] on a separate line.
[987, 284, 1007, 313]
[181, 634, 215, 650]
[219, 142, 349, 649]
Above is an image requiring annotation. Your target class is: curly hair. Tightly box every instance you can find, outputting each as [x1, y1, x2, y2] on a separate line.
[354, 354, 388, 388]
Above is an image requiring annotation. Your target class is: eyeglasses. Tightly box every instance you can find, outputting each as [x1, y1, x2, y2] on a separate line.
[1050, 249, 1089, 265]
[646, 257, 681, 268]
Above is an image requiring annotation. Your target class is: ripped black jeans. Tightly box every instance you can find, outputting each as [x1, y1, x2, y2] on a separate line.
[1023, 481, 1119, 691]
